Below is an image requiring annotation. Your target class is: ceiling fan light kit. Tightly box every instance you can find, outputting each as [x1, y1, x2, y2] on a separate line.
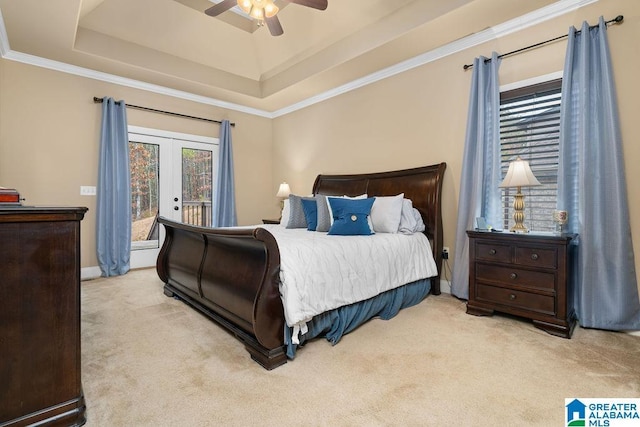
[237, 0, 252, 13]
[205, 0, 328, 37]
[263, 2, 279, 18]
[238, 0, 279, 20]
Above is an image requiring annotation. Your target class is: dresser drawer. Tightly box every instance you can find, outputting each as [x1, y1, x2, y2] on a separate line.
[476, 283, 555, 315]
[515, 246, 557, 269]
[476, 263, 556, 290]
[475, 241, 511, 263]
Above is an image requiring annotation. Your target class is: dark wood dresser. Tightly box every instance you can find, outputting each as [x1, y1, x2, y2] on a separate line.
[466, 230, 576, 338]
[0, 207, 88, 426]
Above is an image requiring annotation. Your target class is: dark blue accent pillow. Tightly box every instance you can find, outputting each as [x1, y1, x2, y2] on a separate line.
[327, 197, 375, 236]
[301, 198, 318, 231]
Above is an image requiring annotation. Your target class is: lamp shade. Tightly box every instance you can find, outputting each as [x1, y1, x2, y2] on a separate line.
[499, 157, 541, 188]
[276, 182, 291, 198]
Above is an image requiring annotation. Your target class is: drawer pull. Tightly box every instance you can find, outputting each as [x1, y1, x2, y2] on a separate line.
[509, 273, 518, 280]
[531, 253, 539, 260]
[509, 294, 517, 300]
[489, 249, 497, 255]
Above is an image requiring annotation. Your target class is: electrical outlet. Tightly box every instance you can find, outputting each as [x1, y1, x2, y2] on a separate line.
[442, 246, 449, 259]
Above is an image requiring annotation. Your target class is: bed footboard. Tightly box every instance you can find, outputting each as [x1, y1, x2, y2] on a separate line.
[156, 217, 286, 370]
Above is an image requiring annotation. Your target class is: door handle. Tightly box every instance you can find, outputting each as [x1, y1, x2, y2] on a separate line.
[174, 206, 179, 211]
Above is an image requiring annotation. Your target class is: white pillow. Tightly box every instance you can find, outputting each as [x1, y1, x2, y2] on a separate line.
[370, 193, 404, 233]
[398, 198, 426, 234]
[279, 199, 290, 227]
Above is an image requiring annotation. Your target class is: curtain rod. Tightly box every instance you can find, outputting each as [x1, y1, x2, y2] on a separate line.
[92, 97, 235, 127]
[462, 15, 624, 70]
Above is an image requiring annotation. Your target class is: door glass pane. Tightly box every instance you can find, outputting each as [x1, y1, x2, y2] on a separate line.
[130, 141, 159, 248]
[182, 148, 212, 227]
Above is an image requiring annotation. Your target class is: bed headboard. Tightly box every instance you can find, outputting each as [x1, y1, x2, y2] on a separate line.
[312, 163, 446, 294]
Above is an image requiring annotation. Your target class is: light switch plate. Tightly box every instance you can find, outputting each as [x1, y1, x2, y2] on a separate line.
[80, 186, 96, 196]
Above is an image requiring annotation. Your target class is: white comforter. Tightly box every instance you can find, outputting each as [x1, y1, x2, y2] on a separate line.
[260, 225, 438, 334]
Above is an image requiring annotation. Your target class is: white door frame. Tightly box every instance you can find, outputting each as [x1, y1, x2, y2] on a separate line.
[128, 125, 219, 270]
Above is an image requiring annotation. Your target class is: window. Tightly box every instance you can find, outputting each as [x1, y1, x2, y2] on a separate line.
[500, 79, 562, 232]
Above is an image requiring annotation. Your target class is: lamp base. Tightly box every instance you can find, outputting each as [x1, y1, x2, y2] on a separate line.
[510, 188, 529, 233]
[509, 223, 529, 233]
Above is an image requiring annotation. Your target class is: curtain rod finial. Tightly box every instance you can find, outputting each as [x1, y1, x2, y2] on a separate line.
[614, 15, 624, 24]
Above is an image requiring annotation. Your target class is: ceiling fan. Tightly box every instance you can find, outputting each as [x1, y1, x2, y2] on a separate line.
[205, 0, 328, 37]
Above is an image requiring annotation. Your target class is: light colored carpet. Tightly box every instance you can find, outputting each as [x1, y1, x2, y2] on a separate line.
[81, 268, 639, 426]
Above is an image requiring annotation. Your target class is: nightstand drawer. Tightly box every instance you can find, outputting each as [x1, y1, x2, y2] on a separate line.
[475, 241, 511, 263]
[515, 246, 557, 269]
[476, 263, 555, 290]
[476, 284, 555, 314]
[467, 230, 576, 338]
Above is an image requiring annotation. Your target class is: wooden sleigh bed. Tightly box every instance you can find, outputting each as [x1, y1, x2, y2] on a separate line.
[156, 163, 446, 369]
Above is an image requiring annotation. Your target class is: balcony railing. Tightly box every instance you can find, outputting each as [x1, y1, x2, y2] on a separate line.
[182, 200, 212, 227]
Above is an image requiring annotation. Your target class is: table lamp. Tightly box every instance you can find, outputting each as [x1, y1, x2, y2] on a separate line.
[276, 182, 291, 210]
[499, 157, 541, 233]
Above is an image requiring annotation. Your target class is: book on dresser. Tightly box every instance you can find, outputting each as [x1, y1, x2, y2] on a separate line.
[466, 230, 577, 338]
[0, 187, 21, 206]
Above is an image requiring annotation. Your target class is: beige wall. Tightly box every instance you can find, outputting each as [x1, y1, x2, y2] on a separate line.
[0, 0, 638, 292]
[0, 60, 274, 268]
[272, 0, 640, 290]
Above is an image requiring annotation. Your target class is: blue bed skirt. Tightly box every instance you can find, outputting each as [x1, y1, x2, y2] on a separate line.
[284, 278, 432, 358]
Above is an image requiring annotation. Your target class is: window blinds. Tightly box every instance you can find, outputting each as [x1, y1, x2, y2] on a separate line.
[499, 79, 562, 232]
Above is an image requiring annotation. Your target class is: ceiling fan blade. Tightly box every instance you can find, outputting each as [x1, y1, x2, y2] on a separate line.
[205, 0, 236, 17]
[265, 15, 284, 36]
[287, 0, 328, 10]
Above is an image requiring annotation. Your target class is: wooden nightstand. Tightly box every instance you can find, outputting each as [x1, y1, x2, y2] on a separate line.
[466, 230, 577, 338]
[262, 219, 280, 224]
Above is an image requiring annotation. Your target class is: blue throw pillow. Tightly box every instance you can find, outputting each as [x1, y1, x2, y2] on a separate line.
[327, 197, 375, 236]
[301, 198, 318, 231]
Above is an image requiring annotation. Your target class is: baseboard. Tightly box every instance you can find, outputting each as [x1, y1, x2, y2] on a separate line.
[439, 279, 451, 294]
[81, 266, 102, 281]
[81, 265, 156, 281]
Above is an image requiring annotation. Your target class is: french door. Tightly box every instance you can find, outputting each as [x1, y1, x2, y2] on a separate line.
[128, 126, 219, 269]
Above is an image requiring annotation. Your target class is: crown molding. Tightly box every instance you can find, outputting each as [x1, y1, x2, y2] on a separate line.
[0, 0, 597, 120]
[2, 49, 272, 118]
